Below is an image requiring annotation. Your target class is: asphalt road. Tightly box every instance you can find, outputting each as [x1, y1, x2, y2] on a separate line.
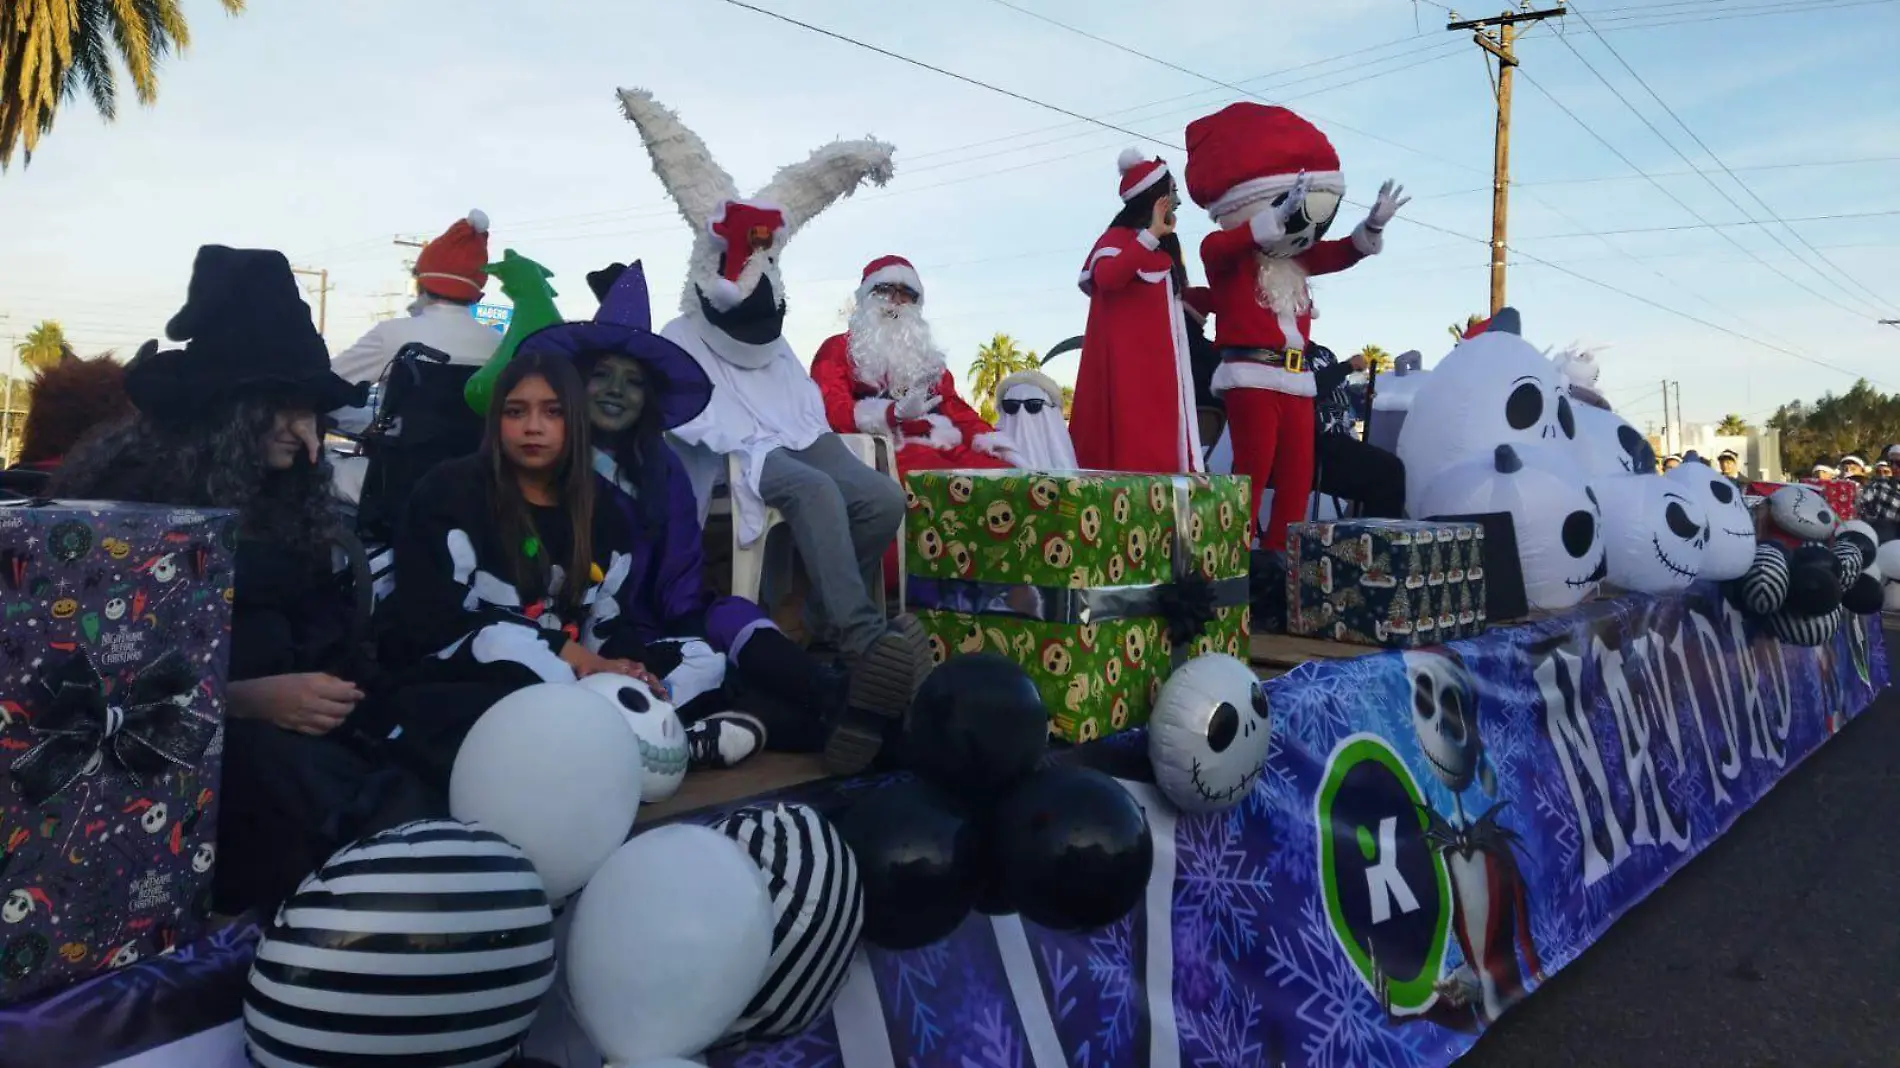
[1462, 654, 1900, 1068]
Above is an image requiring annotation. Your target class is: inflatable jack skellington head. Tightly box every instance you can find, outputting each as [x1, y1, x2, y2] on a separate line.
[616, 88, 894, 363]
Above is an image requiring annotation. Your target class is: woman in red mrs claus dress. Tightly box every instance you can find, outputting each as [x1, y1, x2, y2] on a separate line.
[1068, 149, 1204, 475]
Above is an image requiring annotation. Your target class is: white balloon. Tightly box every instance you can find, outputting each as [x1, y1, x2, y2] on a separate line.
[1570, 404, 1657, 478]
[1595, 472, 1708, 594]
[1414, 442, 1605, 611]
[578, 673, 689, 802]
[1149, 654, 1272, 814]
[449, 683, 643, 899]
[1876, 540, 1900, 610]
[1664, 463, 1756, 580]
[1396, 315, 1577, 511]
[566, 825, 774, 1064]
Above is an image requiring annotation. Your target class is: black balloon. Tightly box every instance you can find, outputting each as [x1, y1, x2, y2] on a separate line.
[989, 765, 1154, 932]
[1786, 544, 1844, 616]
[834, 777, 983, 951]
[904, 653, 1049, 802]
[1842, 571, 1883, 615]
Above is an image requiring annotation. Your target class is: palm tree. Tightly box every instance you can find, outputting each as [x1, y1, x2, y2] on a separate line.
[1355, 344, 1393, 373]
[13, 320, 68, 371]
[1716, 413, 1750, 436]
[968, 333, 1040, 423]
[1060, 385, 1074, 419]
[0, 0, 247, 168]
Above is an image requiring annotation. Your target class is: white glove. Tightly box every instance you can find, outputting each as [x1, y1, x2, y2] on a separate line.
[1364, 179, 1410, 231]
[1276, 171, 1313, 228]
[893, 391, 941, 421]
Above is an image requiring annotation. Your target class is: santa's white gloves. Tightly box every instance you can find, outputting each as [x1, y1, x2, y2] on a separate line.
[1248, 171, 1313, 247]
[894, 391, 942, 421]
[1364, 179, 1410, 232]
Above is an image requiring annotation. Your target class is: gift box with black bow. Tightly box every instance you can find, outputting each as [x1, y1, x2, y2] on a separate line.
[0, 501, 234, 1006]
[904, 470, 1252, 743]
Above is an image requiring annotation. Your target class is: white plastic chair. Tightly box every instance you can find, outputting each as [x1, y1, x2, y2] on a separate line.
[721, 434, 905, 615]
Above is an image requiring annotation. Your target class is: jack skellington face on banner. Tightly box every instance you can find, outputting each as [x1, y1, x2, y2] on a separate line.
[1403, 649, 1494, 805]
[1395, 309, 1577, 508]
[1596, 473, 1709, 594]
[1664, 462, 1757, 580]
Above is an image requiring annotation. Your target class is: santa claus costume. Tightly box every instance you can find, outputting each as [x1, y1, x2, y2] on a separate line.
[1070, 149, 1203, 474]
[812, 256, 1021, 473]
[1185, 103, 1408, 549]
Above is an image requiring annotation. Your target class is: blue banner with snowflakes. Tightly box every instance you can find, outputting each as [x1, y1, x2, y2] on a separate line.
[706, 584, 1886, 1068]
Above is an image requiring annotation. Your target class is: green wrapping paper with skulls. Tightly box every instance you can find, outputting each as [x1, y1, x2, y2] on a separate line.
[904, 470, 1253, 743]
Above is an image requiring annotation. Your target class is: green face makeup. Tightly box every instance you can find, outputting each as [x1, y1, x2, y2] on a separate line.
[586, 355, 647, 434]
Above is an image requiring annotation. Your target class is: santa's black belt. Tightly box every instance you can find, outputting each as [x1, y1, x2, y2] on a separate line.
[1221, 346, 1307, 372]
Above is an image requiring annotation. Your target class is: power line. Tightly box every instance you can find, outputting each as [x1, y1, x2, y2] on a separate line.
[1587, 0, 1898, 31]
[1515, 66, 1889, 324]
[1533, 208, 1900, 238]
[1564, 2, 1899, 315]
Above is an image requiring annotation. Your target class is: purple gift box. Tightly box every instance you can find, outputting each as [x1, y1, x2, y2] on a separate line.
[0, 501, 235, 1006]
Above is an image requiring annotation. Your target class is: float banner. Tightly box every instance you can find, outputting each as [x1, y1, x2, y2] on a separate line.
[710, 583, 1885, 1068]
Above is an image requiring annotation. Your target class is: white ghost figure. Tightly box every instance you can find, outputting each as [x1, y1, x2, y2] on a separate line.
[1414, 442, 1606, 611]
[139, 802, 168, 834]
[1595, 473, 1709, 594]
[1396, 308, 1577, 511]
[993, 369, 1077, 471]
[2, 889, 33, 924]
[577, 674, 689, 802]
[1148, 654, 1273, 814]
[1570, 404, 1658, 478]
[1875, 540, 1900, 611]
[1664, 463, 1756, 580]
[192, 841, 216, 875]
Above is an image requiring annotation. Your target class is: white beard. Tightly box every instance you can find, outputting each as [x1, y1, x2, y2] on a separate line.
[848, 299, 946, 397]
[1256, 255, 1313, 318]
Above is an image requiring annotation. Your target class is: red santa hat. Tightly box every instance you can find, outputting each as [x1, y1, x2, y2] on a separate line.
[1116, 147, 1170, 202]
[413, 210, 491, 302]
[1184, 104, 1342, 222]
[856, 254, 925, 303]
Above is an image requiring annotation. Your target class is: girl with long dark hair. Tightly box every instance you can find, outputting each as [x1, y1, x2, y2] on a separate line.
[381, 349, 655, 689]
[55, 246, 438, 914]
[1068, 150, 1204, 474]
[509, 261, 917, 775]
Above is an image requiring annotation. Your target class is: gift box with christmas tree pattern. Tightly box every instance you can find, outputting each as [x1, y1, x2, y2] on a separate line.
[1285, 518, 1489, 648]
[904, 470, 1252, 743]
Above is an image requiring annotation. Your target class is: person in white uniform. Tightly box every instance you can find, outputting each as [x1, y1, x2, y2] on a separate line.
[618, 87, 930, 751]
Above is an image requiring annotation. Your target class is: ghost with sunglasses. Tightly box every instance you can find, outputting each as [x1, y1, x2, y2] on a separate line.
[1185, 103, 1408, 551]
[993, 368, 1078, 470]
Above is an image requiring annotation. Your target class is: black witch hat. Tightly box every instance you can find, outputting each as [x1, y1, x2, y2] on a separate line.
[124, 246, 367, 424]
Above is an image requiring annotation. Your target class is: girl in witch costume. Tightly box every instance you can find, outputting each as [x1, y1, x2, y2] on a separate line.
[54, 246, 441, 913]
[1070, 149, 1204, 474]
[515, 260, 910, 775]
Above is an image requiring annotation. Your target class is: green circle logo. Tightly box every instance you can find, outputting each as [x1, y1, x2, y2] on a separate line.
[1314, 732, 1452, 1014]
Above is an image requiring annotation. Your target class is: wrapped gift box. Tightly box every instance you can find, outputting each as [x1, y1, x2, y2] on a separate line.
[1285, 519, 1489, 648]
[904, 470, 1252, 743]
[0, 502, 234, 1006]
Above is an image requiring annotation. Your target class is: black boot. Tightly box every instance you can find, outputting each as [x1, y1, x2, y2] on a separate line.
[826, 614, 931, 776]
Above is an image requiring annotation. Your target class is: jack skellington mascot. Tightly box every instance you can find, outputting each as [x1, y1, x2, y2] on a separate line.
[1374, 649, 1544, 1028]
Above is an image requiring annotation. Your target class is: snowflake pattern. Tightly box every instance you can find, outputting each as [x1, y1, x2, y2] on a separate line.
[646, 586, 1880, 1068]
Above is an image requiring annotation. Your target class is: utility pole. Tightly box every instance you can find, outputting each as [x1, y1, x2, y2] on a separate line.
[1660, 377, 1672, 455]
[1447, 5, 1567, 315]
[394, 235, 428, 301]
[291, 267, 331, 334]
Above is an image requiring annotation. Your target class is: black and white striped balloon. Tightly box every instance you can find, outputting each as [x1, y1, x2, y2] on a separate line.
[1763, 606, 1842, 647]
[244, 819, 557, 1068]
[1742, 542, 1791, 614]
[713, 803, 865, 1043]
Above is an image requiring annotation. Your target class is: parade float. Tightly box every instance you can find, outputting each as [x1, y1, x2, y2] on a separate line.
[0, 96, 1889, 1068]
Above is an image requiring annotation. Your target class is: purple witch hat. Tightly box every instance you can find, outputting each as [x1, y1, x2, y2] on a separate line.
[515, 259, 712, 430]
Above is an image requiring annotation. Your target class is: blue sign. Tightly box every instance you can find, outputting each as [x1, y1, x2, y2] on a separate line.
[471, 303, 512, 333]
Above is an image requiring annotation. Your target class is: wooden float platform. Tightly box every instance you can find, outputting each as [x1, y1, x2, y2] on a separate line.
[636, 630, 1383, 825]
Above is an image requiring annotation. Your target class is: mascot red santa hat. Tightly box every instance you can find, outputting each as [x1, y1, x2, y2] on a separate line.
[1185, 103, 1408, 550]
[811, 255, 1021, 473]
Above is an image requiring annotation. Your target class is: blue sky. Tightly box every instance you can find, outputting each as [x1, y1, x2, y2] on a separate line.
[2, 0, 1896, 436]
